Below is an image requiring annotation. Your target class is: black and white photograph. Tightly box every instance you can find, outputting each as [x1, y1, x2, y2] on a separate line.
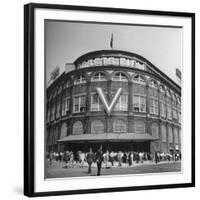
[45, 20, 182, 179]
[23, 3, 195, 196]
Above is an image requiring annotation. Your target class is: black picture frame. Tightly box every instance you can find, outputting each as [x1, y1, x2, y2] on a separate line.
[24, 3, 195, 197]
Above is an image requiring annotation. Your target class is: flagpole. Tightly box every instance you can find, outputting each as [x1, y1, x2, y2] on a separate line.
[110, 32, 113, 49]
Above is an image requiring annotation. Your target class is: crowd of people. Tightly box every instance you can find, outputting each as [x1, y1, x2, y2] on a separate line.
[46, 148, 181, 176]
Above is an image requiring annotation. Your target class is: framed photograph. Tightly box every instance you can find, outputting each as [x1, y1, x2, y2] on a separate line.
[24, 3, 195, 197]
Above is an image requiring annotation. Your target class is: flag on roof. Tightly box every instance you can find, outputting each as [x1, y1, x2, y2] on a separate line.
[110, 32, 113, 49]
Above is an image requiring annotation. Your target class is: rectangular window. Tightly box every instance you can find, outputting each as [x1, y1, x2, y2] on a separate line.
[50, 105, 55, 121]
[56, 102, 60, 118]
[74, 97, 79, 112]
[155, 99, 159, 114]
[160, 102, 166, 117]
[133, 96, 139, 112]
[114, 94, 128, 111]
[114, 120, 127, 133]
[47, 109, 50, 122]
[121, 94, 128, 111]
[73, 95, 86, 113]
[173, 109, 177, 119]
[91, 94, 102, 111]
[140, 96, 146, 112]
[80, 96, 86, 112]
[133, 95, 146, 112]
[150, 98, 158, 115]
[167, 106, 172, 119]
[62, 97, 70, 115]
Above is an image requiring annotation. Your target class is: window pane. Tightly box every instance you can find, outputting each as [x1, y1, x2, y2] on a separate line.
[133, 96, 139, 112]
[162, 125, 167, 142]
[150, 99, 154, 114]
[152, 123, 159, 138]
[174, 128, 179, 144]
[91, 94, 102, 111]
[168, 126, 173, 143]
[134, 121, 145, 134]
[74, 97, 79, 112]
[80, 96, 86, 112]
[113, 119, 127, 133]
[91, 120, 104, 134]
[155, 99, 158, 114]
[73, 121, 83, 134]
[113, 72, 127, 81]
[121, 95, 128, 111]
[140, 96, 146, 112]
[92, 94, 98, 104]
[121, 73, 128, 81]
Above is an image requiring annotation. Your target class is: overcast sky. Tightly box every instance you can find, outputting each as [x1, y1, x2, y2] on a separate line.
[45, 20, 182, 85]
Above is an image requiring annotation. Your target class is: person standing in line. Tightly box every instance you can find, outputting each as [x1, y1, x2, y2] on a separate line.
[96, 146, 103, 176]
[110, 151, 115, 166]
[128, 151, 133, 166]
[118, 151, 123, 167]
[105, 150, 110, 168]
[86, 148, 94, 174]
[49, 151, 54, 165]
[69, 151, 74, 168]
[80, 151, 85, 168]
[155, 152, 158, 164]
[58, 152, 62, 162]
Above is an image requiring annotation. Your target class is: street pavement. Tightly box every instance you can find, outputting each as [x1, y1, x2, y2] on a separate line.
[46, 160, 181, 178]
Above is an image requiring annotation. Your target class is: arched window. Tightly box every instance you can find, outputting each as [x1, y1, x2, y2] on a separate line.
[168, 126, 173, 143]
[72, 121, 83, 135]
[152, 123, 159, 138]
[112, 72, 128, 82]
[91, 72, 107, 81]
[161, 125, 167, 142]
[133, 74, 145, 84]
[149, 79, 158, 88]
[91, 120, 104, 134]
[113, 119, 127, 133]
[74, 75, 86, 85]
[134, 121, 145, 134]
[174, 128, 179, 144]
[159, 85, 165, 93]
[60, 123, 67, 139]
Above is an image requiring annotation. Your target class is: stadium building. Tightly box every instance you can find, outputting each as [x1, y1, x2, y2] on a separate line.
[46, 49, 181, 154]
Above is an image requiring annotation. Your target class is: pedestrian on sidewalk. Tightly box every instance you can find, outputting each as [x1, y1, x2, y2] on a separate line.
[86, 148, 94, 174]
[96, 146, 103, 176]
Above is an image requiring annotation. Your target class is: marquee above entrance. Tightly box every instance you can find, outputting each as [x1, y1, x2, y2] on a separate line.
[57, 133, 158, 142]
[77, 57, 146, 70]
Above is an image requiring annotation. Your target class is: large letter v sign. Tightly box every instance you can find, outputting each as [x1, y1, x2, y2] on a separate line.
[96, 87, 122, 116]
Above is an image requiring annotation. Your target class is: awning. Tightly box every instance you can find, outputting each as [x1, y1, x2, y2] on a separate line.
[57, 133, 158, 143]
